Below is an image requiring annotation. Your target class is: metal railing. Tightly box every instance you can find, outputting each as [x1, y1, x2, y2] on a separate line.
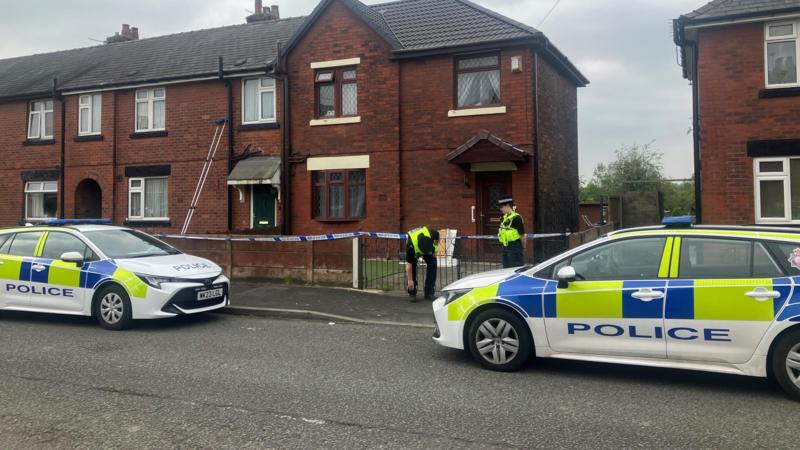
[360, 234, 570, 291]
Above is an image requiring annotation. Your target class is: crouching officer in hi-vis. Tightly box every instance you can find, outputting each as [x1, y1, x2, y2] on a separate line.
[497, 197, 525, 268]
[405, 226, 440, 302]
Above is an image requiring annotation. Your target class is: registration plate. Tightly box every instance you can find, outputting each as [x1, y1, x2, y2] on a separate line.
[197, 288, 224, 301]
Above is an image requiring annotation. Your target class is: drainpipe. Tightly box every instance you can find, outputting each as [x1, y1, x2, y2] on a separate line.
[265, 42, 291, 235]
[688, 41, 702, 224]
[533, 52, 542, 259]
[220, 57, 235, 233]
[112, 91, 118, 223]
[54, 78, 66, 219]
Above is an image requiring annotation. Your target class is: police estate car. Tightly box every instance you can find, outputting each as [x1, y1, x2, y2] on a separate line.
[433, 218, 800, 399]
[0, 220, 229, 330]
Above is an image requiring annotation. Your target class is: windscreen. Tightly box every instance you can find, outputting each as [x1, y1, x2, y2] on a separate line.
[84, 229, 181, 259]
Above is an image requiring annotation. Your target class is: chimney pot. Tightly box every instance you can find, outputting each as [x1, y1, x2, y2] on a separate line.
[122, 24, 130, 37]
[270, 5, 279, 19]
[131, 27, 139, 40]
[254, 0, 263, 15]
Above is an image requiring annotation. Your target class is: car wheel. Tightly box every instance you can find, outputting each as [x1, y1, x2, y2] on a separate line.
[94, 285, 133, 330]
[772, 328, 800, 400]
[467, 308, 532, 372]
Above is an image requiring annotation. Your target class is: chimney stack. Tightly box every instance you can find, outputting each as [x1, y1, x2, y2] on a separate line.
[105, 24, 140, 43]
[246, 1, 279, 22]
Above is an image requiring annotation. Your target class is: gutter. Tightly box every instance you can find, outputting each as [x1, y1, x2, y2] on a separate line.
[679, 7, 800, 28]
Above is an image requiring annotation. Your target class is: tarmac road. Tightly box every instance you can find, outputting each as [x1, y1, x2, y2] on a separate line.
[1, 311, 798, 449]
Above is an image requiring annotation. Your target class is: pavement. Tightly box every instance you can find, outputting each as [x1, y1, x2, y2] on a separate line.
[227, 281, 435, 327]
[1, 312, 800, 449]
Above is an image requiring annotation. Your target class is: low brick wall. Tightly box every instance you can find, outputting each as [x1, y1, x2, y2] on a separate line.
[568, 222, 616, 249]
[162, 237, 354, 287]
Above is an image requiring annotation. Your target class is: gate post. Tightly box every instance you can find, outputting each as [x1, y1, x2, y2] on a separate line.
[352, 236, 362, 289]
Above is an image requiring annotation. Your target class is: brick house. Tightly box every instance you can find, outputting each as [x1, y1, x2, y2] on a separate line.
[675, 0, 800, 225]
[0, 0, 587, 238]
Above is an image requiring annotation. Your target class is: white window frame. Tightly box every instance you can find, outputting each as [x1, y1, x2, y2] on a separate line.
[754, 157, 796, 223]
[24, 181, 58, 221]
[765, 21, 800, 88]
[78, 93, 102, 135]
[241, 77, 277, 124]
[134, 88, 166, 132]
[127, 177, 169, 220]
[27, 100, 53, 140]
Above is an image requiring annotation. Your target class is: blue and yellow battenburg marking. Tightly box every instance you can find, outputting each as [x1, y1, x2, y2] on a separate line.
[446, 275, 800, 322]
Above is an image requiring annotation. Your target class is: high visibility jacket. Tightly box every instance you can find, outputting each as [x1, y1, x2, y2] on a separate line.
[498, 212, 522, 247]
[408, 227, 437, 257]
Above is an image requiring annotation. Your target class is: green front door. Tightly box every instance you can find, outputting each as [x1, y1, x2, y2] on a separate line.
[253, 185, 276, 229]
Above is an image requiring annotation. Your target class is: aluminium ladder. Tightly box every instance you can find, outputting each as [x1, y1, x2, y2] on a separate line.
[180, 117, 227, 235]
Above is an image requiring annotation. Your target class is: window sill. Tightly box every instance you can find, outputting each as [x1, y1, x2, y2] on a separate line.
[448, 106, 507, 118]
[759, 87, 800, 98]
[130, 130, 168, 139]
[23, 139, 56, 146]
[309, 116, 361, 127]
[313, 218, 364, 223]
[74, 134, 104, 142]
[238, 122, 280, 131]
[123, 219, 171, 227]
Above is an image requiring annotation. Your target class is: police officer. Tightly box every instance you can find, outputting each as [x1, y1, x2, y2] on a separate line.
[405, 226, 440, 302]
[497, 197, 525, 268]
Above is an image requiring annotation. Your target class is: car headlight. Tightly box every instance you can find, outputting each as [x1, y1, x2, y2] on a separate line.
[443, 289, 471, 305]
[135, 274, 184, 289]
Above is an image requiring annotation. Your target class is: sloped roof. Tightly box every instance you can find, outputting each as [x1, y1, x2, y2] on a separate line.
[447, 130, 531, 164]
[0, 16, 306, 100]
[0, 0, 588, 100]
[682, 0, 800, 22]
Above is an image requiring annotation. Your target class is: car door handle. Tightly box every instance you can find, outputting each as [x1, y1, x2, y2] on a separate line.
[745, 287, 781, 301]
[631, 288, 664, 302]
[32, 264, 46, 272]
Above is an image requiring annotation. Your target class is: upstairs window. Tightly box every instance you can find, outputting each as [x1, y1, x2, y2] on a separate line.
[243, 77, 276, 123]
[135, 88, 165, 132]
[25, 181, 57, 220]
[312, 169, 365, 220]
[315, 68, 358, 118]
[28, 100, 53, 140]
[456, 54, 500, 108]
[766, 22, 799, 87]
[79, 93, 102, 135]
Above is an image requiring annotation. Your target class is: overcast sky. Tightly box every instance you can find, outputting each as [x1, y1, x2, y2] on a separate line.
[0, 0, 703, 180]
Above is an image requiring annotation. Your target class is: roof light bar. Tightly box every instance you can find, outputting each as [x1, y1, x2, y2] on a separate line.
[662, 216, 695, 227]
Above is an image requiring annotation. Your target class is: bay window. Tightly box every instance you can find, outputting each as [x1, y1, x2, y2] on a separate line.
[28, 100, 53, 140]
[25, 181, 57, 220]
[79, 93, 102, 135]
[754, 157, 800, 222]
[312, 169, 365, 220]
[243, 77, 276, 123]
[766, 21, 800, 87]
[128, 177, 168, 220]
[456, 54, 501, 108]
[315, 68, 357, 118]
[135, 88, 166, 132]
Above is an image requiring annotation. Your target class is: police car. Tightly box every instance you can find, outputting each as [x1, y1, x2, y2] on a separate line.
[433, 217, 800, 399]
[0, 220, 229, 330]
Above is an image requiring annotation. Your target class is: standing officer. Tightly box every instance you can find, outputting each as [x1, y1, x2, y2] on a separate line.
[405, 226, 440, 302]
[497, 197, 525, 268]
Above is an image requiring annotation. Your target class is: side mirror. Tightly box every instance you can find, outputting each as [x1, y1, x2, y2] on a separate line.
[556, 266, 576, 289]
[60, 251, 85, 266]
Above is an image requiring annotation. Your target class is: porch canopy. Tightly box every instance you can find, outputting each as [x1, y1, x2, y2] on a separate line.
[447, 130, 531, 171]
[227, 156, 281, 185]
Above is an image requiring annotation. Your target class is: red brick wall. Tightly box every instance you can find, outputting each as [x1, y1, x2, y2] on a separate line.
[695, 22, 796, 224]
[286, 0, 401, 235]
[0, 99, 62, 225]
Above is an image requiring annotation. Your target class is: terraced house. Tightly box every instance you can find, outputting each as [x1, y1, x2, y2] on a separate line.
[0, 0, 587, 237]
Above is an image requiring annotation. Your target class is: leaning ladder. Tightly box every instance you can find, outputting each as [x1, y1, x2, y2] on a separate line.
[181, 118, 227, 235]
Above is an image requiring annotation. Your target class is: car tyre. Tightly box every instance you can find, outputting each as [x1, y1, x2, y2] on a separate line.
[94, 284, 133, 331]
[772, 328, 800, 400]
[467, 308, 532, 372]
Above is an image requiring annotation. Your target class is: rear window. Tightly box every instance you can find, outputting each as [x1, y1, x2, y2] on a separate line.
[767, 241, 800, 275]
[680, 238, 783, 278]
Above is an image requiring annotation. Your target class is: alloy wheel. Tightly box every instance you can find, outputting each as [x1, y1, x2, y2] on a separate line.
[100, 293, 124, 325]
[475, 318, 520, 365]
[786, 343, 800, 388]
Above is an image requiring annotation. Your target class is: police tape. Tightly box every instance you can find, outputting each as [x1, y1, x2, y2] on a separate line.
[155, 232, 570, 242]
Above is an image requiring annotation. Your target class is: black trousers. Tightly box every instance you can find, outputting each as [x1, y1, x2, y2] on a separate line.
[410, 253, 437, 298]
[502, 240, 524, 268]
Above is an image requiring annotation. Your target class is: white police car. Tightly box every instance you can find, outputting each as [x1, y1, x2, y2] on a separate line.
[433, 217, 800, 399]
[0, 220, 229, 330]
